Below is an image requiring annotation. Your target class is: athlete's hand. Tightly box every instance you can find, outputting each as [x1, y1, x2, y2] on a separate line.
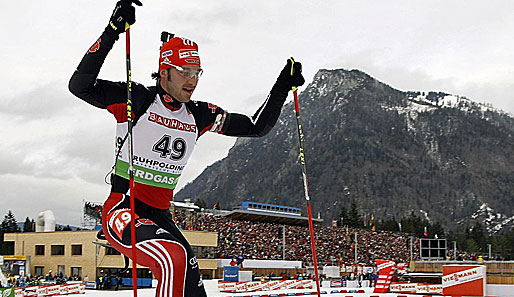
[107, 0, 143, 35]
[276, 59, 305, 90]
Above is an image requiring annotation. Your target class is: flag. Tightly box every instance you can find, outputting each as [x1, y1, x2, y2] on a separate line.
[372, 225, 376, 231]
[398, 222, 402, 232]
[423, 226, 428, 237]
[371, 213, 375, 221]
[213, 201, 219, 209]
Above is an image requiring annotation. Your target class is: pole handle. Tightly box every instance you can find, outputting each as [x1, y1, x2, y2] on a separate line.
[289, 57, 299, 91]
[161, 31, 175, 43]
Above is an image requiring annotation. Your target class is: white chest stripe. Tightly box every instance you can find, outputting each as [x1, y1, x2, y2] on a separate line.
[114, 96, 198, 189]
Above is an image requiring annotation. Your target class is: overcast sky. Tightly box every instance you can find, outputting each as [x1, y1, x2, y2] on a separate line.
[1, 0, 514, 226]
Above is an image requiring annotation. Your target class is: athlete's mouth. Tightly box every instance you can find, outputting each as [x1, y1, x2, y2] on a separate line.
[183, 87, 194, 94]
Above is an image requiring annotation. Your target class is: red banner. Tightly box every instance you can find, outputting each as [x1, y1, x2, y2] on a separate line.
[373, 259, 395, 293]
[442, 265, 486, 296]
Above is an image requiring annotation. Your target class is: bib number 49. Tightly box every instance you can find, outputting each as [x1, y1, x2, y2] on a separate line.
[152, 135, 186, 160]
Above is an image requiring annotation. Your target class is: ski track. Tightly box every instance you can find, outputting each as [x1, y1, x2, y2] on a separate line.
[81, 282, 418, 296]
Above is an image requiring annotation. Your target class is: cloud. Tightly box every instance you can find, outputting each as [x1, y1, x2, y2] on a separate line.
[0, 174, 108, 226]
[2, 0, 514, 226]
[331, 49, 514, 115]
[0, 83, 75, 120]
[0, 82, 115, 185]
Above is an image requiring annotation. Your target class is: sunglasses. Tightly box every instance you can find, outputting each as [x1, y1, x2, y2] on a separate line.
[168, 64, 203, 79]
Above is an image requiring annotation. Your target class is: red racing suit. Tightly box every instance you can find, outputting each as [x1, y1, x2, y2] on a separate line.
[69, 28, 291, 297]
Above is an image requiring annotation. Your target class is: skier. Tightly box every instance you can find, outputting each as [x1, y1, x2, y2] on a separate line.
[68, 0, 304, 296]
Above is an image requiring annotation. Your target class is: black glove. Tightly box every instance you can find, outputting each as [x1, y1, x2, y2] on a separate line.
[276, 58, 305, 90]
[107, 0, 142, 35]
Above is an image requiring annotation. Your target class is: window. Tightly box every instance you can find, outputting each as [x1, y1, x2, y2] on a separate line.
[71, 267, 82, 278]
[35, 245, 45, 256]
[35, 266, 45, 276]
[105, 246, 121, 255]
[0, 241, 14, 255]
[51, 245, 65, 255]
[71, 244, 82, 255]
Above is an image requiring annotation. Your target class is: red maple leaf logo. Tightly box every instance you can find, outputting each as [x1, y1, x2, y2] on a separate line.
[88, 38, 101, 53]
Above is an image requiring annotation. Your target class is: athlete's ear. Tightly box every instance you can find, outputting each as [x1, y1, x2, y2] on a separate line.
[160, 69, 167, 80]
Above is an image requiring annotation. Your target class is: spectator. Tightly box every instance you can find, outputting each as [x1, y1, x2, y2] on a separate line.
[175, 211, 421, 267]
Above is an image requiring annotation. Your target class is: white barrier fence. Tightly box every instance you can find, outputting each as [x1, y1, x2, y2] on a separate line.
[389, 282, 442, 295]
[218, 280, 313, 293]
[13, 283, 85, 297]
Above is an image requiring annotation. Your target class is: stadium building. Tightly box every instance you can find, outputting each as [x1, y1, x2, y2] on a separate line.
[2, 229, 218, 282]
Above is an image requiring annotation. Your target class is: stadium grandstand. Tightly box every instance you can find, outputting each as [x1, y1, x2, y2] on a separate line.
[173, 202, 421, 267]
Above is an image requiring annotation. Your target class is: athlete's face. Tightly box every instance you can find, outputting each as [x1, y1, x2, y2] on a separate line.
[159, 66, 200, 103]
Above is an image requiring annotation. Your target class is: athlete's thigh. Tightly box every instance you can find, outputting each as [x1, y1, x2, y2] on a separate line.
[105, 208, 177, 246]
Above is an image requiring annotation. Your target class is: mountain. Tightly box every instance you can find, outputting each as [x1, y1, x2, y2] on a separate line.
[176, 69, 514, 232]
[463, 203, 514, 234]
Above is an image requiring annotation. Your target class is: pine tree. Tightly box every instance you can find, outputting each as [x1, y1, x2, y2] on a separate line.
[380, 216, 400, 232]
[23, 217, 34, 232]
[347, 201, 363, 228]
[469, 222, 487, 252]
[194, 198, 207, 209]
[338, 206, 348, 226]
[1, 210, 20, 233]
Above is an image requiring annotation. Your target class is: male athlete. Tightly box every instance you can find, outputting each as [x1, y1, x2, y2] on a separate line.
[69, 0, 304, 296]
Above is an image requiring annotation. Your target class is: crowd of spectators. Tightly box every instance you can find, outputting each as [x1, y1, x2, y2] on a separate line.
[1, 271, 82, 288]
[174, 211, 420, 266]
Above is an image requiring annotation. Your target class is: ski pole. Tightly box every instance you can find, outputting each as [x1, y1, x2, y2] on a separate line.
[289, 57, 321, 297]
[125, 23, 138, 297]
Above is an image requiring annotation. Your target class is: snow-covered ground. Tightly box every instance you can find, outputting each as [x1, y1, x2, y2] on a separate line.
[80, 282, 410, 297]
[58, 281, 514, 297]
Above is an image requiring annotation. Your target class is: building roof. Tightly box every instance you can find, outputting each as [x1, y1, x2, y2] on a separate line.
[222, 209, 323, 226]
[170, 201, 200, 210]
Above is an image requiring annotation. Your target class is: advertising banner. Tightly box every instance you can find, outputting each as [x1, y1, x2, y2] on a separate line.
[300, 280, 313, 289]
[235, 282, 247, 292]
[223, 266, 239, 282]
[244, 281, 262, 292]
[218, 280, 314, 293]
[417, 283, 443, 295]
[330, 280, 342, 287]
[217, 281, 236, 292]
[442, 265, 486, 296]
[9, 283, 86, 297]
[373, 260, 395, 293]
[389, 282, 417, 293]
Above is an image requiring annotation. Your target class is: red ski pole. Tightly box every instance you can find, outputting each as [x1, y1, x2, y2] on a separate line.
[290, 57, 321, 297]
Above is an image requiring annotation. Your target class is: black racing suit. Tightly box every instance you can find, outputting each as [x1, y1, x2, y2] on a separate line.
[69, 27, 291, 297]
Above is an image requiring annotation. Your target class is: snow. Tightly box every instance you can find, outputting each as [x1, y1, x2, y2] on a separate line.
[470, 202, 514, 233]
[79, 283, 411, 297]
[407, 92, 513, 119]
[383, 91, 514, 136]
[51, 279, 514, 297]
[419, 210, 430, 222]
